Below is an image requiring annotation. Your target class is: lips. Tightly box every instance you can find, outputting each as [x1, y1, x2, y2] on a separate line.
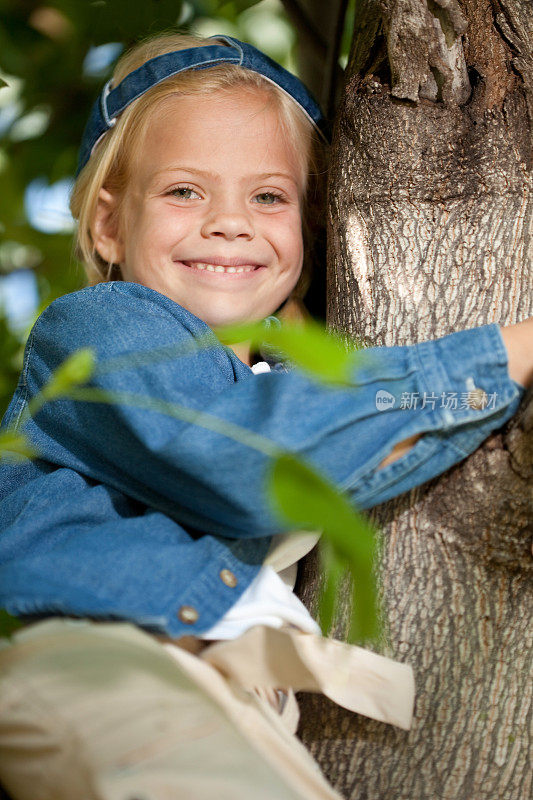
[180, 258, 264, 268]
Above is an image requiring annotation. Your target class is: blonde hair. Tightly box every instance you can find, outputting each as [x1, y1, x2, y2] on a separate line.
[70, 31, 326, 306]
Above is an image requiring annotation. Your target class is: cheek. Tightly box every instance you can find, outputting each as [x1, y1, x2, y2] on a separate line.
[275, 214, 304, 261]
[125, 210, 171, 258]
[290, 227, 305, 275]
[142, 207, 195, 244]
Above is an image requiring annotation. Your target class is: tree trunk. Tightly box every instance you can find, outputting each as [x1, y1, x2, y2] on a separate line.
[296, 1, 533, 798]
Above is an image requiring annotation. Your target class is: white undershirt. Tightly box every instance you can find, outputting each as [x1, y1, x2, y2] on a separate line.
[200, 361, 320, 641]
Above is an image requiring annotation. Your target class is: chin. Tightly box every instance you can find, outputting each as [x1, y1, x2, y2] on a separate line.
[204, 314, 248, 330]
[200, 306, 261, 330]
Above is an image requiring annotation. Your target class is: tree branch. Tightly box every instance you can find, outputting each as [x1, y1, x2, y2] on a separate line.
[323, 0, 350, 118]
[280, 0, 329, 59]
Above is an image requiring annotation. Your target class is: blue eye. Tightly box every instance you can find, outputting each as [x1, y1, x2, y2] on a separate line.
[254, 192, 284, 205]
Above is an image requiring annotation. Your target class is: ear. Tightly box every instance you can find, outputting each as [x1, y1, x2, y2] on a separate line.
[91, 188, 125, 265]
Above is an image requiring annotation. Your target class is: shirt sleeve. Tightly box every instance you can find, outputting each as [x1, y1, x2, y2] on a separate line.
[12, 282, 524, 539]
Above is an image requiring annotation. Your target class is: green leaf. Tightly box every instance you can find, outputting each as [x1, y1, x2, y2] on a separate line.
[41, 347, 96, 402]
[0, 609, 25, 638]
[214, 319, 265, 347]
[268, 453, 378, 642]
[269, 320, 358, 384]
[0, 429, 38, 461]
[214, 318, 363, 385]
[319, 541, 346, 636]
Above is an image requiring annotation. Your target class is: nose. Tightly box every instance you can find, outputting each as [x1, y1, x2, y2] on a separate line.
[201, 204, 255, 241]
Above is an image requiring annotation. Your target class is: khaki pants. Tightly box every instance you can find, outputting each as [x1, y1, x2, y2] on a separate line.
[0, 618, 342, 800]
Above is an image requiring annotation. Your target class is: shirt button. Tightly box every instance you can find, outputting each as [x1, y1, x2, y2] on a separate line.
[467, 388, 488, 410]
[220, 569, 238, 588]
[177, 605, 199, 624]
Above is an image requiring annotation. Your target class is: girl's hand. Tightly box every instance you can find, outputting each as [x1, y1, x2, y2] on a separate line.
[500, 318, 533, 389]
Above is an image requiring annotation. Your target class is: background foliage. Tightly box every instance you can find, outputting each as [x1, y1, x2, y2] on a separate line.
[0, 0, 313, 417]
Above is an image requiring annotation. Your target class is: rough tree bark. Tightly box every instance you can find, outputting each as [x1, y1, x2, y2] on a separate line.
[296, 1, 533, 798]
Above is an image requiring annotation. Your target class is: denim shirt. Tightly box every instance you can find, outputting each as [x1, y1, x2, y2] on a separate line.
[0, 282, 524, 637]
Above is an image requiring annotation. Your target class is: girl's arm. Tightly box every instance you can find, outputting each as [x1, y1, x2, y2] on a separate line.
[5, 282, 525, 539]
[381, 317, 532, 468]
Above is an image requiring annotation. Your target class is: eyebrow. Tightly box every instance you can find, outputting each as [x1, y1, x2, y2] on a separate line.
[153, 166, 299, 186]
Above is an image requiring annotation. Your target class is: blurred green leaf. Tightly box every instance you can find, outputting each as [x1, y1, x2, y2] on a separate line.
[215, 318, 363, 385]
[268, 453, 378, 643]
[267, 319, 361, 384]
[213, 319, 264, 345]
[0, 429, 38, 460]
[0, 609, 25, 637]
[39, 347, 96, 402]
[319, 540, 346, 636]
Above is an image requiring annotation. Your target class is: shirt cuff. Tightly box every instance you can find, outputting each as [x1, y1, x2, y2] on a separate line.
[347, 324, 524, 509]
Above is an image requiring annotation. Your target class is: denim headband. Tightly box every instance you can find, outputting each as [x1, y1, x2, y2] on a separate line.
[76, 35, 327, 176]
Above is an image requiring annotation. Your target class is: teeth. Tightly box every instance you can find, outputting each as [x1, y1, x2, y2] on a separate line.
[185, 262, 257, 273]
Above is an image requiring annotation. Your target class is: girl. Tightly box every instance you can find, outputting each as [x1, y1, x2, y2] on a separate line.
[0, 32, 531, 800]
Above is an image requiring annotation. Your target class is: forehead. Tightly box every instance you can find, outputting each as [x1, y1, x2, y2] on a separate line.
[134, 89, 303, 190]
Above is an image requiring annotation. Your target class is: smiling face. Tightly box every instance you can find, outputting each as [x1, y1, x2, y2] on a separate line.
[93, 88, 305, 333]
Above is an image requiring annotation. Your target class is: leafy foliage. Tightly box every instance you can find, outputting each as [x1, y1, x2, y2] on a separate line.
[0, 0, 297, 417]
[269, 454, 377, 642]
[0, 309, 24, 415]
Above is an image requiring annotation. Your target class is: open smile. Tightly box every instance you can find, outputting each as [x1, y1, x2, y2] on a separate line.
[176, 259, 266, 277]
